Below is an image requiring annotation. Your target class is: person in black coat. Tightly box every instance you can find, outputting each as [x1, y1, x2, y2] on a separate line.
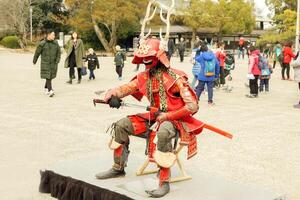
[178, 38, 186, 62]
[85, 48, 99, 80]
[167, 39, 175, 61]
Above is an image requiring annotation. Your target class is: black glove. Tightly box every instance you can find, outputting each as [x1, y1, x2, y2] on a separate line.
[108, 96, 122, 109]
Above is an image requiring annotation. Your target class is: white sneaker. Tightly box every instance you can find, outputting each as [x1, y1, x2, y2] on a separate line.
[44, 89, 50, 95]
[49, 90, 55, 97]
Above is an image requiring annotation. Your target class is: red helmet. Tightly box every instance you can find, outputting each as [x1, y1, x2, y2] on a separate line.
[132, 38, 170, 69]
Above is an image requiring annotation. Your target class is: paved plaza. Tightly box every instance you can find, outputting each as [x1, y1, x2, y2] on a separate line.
[0, 49, 299, 199]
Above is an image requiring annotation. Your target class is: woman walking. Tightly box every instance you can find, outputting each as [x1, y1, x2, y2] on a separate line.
[33, 30, 61, 97]
[65, 32, 85, 84]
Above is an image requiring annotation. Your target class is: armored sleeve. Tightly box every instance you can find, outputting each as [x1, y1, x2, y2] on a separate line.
[166, 77, 199, 121]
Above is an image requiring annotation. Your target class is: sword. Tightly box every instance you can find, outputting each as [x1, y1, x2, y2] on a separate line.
[93, 98, 233, 139]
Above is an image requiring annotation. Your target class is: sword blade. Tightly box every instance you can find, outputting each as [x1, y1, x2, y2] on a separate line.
[122, 102, 148, 110]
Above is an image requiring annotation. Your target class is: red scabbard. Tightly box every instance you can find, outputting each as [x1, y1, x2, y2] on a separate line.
[203, 124, 233, 139]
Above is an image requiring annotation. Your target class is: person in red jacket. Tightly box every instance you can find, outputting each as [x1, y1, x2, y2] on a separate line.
[246, 46, 261, 98]
[215, 42, 226, 88]
[282, 42, 296, 80]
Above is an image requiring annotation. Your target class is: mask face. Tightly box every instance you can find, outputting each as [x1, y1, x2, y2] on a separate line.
[143, 56, 158, 69]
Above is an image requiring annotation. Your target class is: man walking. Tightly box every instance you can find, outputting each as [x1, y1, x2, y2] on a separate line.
[33, 30, 61, 97]
[166, 39, 175, 61]
[178, 38, 186, 62]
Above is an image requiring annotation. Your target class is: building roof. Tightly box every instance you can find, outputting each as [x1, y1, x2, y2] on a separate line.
[143, 25, 270, 37]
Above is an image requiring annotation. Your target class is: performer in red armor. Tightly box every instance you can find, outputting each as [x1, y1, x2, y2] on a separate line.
[95, 0, 204, 197]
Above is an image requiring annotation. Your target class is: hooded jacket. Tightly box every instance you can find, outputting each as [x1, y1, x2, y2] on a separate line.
[195, 51, 220, 82]
[248, 50, 261, 76]
[282, 46, 295, 64]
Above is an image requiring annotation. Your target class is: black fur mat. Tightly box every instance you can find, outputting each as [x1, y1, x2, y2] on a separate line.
[39, 170, 133, 200]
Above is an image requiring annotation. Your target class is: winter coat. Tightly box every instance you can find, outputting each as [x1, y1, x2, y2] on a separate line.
[282, 46, 295, 64]
[85, 53, 99, 70]
[215, 49, 226, 68]
[248, 50, 261, 76]
[114, 51, 126, 67]
[195, 50, 220, 82]
[167, 39, 175, 54]
[64, 39, 85, 68]
[178, 41, 186, 53]
[33, 39, 61, 80]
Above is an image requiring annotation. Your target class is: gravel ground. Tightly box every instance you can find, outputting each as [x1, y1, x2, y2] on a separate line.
[0, 50, 299, 200]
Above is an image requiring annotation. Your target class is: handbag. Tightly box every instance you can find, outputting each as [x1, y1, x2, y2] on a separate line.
[81, 66, 87, 76]
[291, 53, 300, 68]
[247, 73, 255, 80]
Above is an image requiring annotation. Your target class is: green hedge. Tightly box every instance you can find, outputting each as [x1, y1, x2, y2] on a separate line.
[0, 36, 21, 49]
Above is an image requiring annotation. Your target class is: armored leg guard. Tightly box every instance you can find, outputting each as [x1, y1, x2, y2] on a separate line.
[146, 167, 170, 198]
[95, 143, 129, 179]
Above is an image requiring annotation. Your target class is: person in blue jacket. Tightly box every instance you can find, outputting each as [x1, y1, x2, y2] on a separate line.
[195, 43, 220, 106]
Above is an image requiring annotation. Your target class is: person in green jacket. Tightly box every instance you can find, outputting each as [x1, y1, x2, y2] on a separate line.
[64, 31, 85, 84]
[114, 45, 126, 80]
[273, 41, 283, 69]
[33, 30, 61, 97]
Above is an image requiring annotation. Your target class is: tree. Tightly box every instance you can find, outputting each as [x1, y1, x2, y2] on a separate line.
[257, 0, 297, 46]
[180, 0, 215, 44]
[265, 0, 296, 14]
[1, 0, 30, 43]
[212, 0, 255, 40]
[265, 0, 296, 28]
[31, 0, 69, 34]
[65, 0, 148, 52]
[257, 9, 296, 46]
[180, 0, 255, 41]
[0, 0, 68, 46]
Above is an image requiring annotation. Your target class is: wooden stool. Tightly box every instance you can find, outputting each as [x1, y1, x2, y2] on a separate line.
[136, 145, 192, 183]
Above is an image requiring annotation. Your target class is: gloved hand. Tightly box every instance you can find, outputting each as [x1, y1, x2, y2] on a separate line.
[108, 96, 122, 109]
[104, 89, 117, 102]
[156, 112, 169, 123]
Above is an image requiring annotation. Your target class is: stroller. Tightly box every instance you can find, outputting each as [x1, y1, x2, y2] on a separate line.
[224, 51, 235, 81]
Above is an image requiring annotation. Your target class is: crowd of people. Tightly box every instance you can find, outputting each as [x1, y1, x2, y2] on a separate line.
[189, 38, 300, 108]
[33, 30, 300, 109]
[31, 28, 299, 198]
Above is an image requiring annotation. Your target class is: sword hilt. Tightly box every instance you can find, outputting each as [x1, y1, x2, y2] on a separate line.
[93, 99, 107, 107]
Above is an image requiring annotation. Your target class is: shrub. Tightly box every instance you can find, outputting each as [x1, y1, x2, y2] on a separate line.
[0, 36, 21, 49]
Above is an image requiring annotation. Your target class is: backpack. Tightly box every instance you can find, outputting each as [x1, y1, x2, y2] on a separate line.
[204, 59, 216, 77]
[258, 55, 268, 70]
[258, 55, 270, 76]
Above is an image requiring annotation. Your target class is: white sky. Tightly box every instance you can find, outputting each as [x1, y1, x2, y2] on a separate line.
[254, 0, 271, 18]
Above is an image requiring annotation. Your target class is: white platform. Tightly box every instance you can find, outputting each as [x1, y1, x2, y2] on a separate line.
[46, 155, 283, 200]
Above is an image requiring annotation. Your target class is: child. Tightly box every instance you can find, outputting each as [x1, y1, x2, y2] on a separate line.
[259, 54, 273, 93]
[190, 41, 201, 89]
[215, 42, 226, 88]
[85, 48, 99, 80]
[114, 45, 126, 80]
